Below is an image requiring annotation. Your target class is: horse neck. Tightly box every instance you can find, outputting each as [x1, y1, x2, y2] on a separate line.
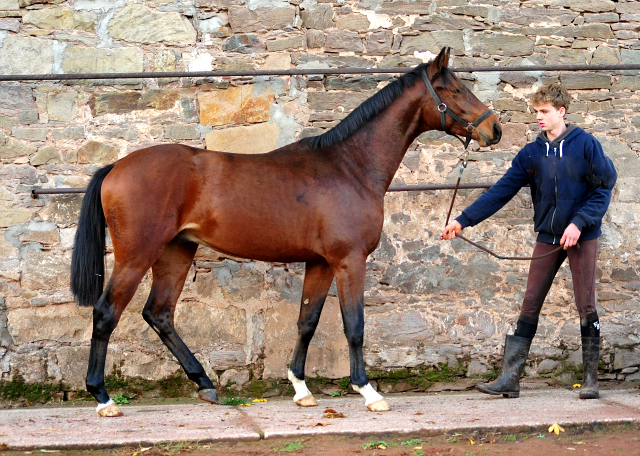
[335, 84, 428, 196]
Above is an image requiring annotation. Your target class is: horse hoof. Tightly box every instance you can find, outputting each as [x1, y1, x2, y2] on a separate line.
[367, 399, 390, 412]
[294, 394, 318, 407]
[198, 388, 220, 404]
[97, 403, 123, 417]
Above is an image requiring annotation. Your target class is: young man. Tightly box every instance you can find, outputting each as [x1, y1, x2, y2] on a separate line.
[441, 83, 617, 399]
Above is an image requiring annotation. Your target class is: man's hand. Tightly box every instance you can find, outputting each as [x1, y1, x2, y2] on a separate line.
[560, 223, 581, 250]
[441, 221, 462, 240]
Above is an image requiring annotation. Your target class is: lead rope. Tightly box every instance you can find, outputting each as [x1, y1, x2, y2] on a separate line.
[444, 152, 571, 261]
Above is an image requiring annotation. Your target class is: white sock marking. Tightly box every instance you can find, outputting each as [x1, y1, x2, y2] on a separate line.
[96, 398, 115, 412]
[352, 383, 384, 406]
[288, 369, 312, 401]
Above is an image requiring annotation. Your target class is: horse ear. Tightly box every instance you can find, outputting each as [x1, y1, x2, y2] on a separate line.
[434, 47, 450, 72]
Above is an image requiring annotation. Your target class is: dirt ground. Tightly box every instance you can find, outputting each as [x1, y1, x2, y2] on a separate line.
[2, 422, 639, 456]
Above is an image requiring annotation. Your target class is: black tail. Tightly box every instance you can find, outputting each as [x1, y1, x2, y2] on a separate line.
[70, 164, 115, 306]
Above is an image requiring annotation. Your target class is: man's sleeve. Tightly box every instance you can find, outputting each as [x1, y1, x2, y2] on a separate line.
[456, 150, 530, 229]
[570, 138, 618, 232]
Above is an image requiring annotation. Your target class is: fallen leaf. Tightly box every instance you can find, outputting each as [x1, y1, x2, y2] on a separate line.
[323, 411, 346, 419]
[572, 442, 585, 445]
[413, 412, 424, 416]
[309, 422, 332, 427]
[40, 428, 62, 432]
[469, 438, 475, 445]
[324, 408, 337, 414]
[252, 399, 267, 403]
[549, 423, 565, 435]
[573, 383, 581, 388]
[566, 447, 575, 451]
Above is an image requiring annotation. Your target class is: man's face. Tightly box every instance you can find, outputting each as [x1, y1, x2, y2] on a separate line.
[533, 102, 566, 132]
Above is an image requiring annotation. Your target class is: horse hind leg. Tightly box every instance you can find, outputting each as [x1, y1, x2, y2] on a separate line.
[86, 264, 149, 417]
[142, 239, 219, 405]
[288, 260, 334, 407]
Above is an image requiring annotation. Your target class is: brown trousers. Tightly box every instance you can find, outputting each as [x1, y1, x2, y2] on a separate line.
[519, 239, 598, 326]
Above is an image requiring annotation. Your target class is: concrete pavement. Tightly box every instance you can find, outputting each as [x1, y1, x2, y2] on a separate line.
[1, 388, 640, 449]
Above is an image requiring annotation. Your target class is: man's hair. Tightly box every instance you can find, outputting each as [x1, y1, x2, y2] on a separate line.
[531, 83, 571, 111]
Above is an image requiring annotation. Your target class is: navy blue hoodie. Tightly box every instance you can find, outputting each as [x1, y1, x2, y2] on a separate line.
[456, 126, 617, 245]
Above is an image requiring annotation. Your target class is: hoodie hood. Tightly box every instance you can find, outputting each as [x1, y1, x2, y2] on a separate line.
[536, 124, 580, 147]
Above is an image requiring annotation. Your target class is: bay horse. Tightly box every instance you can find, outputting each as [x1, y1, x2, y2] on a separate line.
[71, 47, 502, 417]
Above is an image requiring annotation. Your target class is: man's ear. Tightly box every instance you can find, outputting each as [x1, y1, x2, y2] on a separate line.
[559, 106, 566, 118]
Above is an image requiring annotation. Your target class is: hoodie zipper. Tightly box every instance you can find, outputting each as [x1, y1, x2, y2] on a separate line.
[550, 146, 558, 244]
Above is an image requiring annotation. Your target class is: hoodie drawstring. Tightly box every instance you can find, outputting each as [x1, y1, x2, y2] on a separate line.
[559, 139, 564, 158]
[546, 143, 550, 157]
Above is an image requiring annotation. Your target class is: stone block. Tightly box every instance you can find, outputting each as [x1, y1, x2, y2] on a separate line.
[228, 6, 295, 33]
[21, 250, 70, 291]
[300, 4, 334, 30]
[77, 140, 119, 165]
[614, 348, 640, 370]
[335, 13, 370, 32]
[366, 30, 393, 55]
[307, 90, 372, 111]
[30, 146, 61, 166]
[551, 0, 615, 13]
[263, 297, 349, 379]
[0, 136, 37, 163]
[165, 124, 199, 140]
[0, 86, 34, 116]
[175, 301, 247, 348]
[220, 368, 250, 391]
[584, 12, 620, 23]
[0, 35, 54, 75]
[56, 345, 114, 389]
[119, 353, 180, 381]
[89, 90, 180, 116]
[306, 29, 325, 49]
[222, 34, 266, 54]
[108, 4, 196, 44]
[470, 33, 535, 57]
[496, 123, 528, 149]
[325, 30, 364, 53]
[466, 359, 488, 376]
[523, 24, 615, 40]
[21, 220, 59, 245]
[47, 91, 78, 122]
[18, 110, 38, 125]
[22, 7, 96, 32]
[9, 350, 47, 383]
[399, 33, 438, 56]
[546, 48, 587, 65]
[198, 85, 274, 127]
[263, 53, 292, 70]
[0, 0, 19, 10]
[560, 73, 611, 90]
[62, 46, 143, 74]
[612, 75, 640, 92]
[266, 35, 305, 52]
[497, 7, 577, 26]
[11, 127, 47, 141]
[205, 122, 279, 154]
[377, 0, 432, 15]
[0, 18, 19, 32]
[208, 350, 247, 370]
[8, 303, 90, 345]
[431, 30, 465, 55]
[536, 358, 559, 374]
[370, 310, 431, 344]
[52, 126, 85, 140]
[590, 46, 621, 65]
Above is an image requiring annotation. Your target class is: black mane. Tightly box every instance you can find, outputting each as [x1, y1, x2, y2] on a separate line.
[300, 62, 430, 149]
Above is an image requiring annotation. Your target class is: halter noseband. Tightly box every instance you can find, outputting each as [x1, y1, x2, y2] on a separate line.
[421, 69, 494, 150]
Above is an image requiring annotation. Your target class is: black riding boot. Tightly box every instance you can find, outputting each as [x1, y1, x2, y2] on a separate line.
[579, 337, 600, 399]
[476, 335, 532, 398]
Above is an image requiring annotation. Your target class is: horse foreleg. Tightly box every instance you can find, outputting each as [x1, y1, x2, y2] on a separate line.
[87, 266, 146, 417]
[288, 259, 334, 407]
[334, 256, 390, 412]
[142, 239, 219, 404]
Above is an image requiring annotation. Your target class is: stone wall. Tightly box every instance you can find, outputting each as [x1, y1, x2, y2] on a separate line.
[1, 0, 639, 395]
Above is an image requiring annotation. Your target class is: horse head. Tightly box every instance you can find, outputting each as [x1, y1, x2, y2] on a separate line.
[422, 47, 502, 148]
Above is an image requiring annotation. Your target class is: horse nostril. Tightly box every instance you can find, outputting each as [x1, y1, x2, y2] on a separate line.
[493, 122, 502, 142]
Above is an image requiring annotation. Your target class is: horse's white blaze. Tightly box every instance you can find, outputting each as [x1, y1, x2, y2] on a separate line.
[96, 398, 115, 412]
[288, 369, 312, 401]
[352, 383, 384, 406]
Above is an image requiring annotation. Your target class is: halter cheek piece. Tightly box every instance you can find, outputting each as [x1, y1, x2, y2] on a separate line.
[421, 68, 494, 150]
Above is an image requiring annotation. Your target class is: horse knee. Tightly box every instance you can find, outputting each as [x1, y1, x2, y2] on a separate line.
[345, 328, 364, 348]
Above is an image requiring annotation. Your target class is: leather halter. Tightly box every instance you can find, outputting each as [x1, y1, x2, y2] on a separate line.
[421, 68, 494, 150]
[422, 68, 570, 260]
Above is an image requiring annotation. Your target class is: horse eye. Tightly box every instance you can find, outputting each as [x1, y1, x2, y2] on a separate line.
[453, 88, 461, 94]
